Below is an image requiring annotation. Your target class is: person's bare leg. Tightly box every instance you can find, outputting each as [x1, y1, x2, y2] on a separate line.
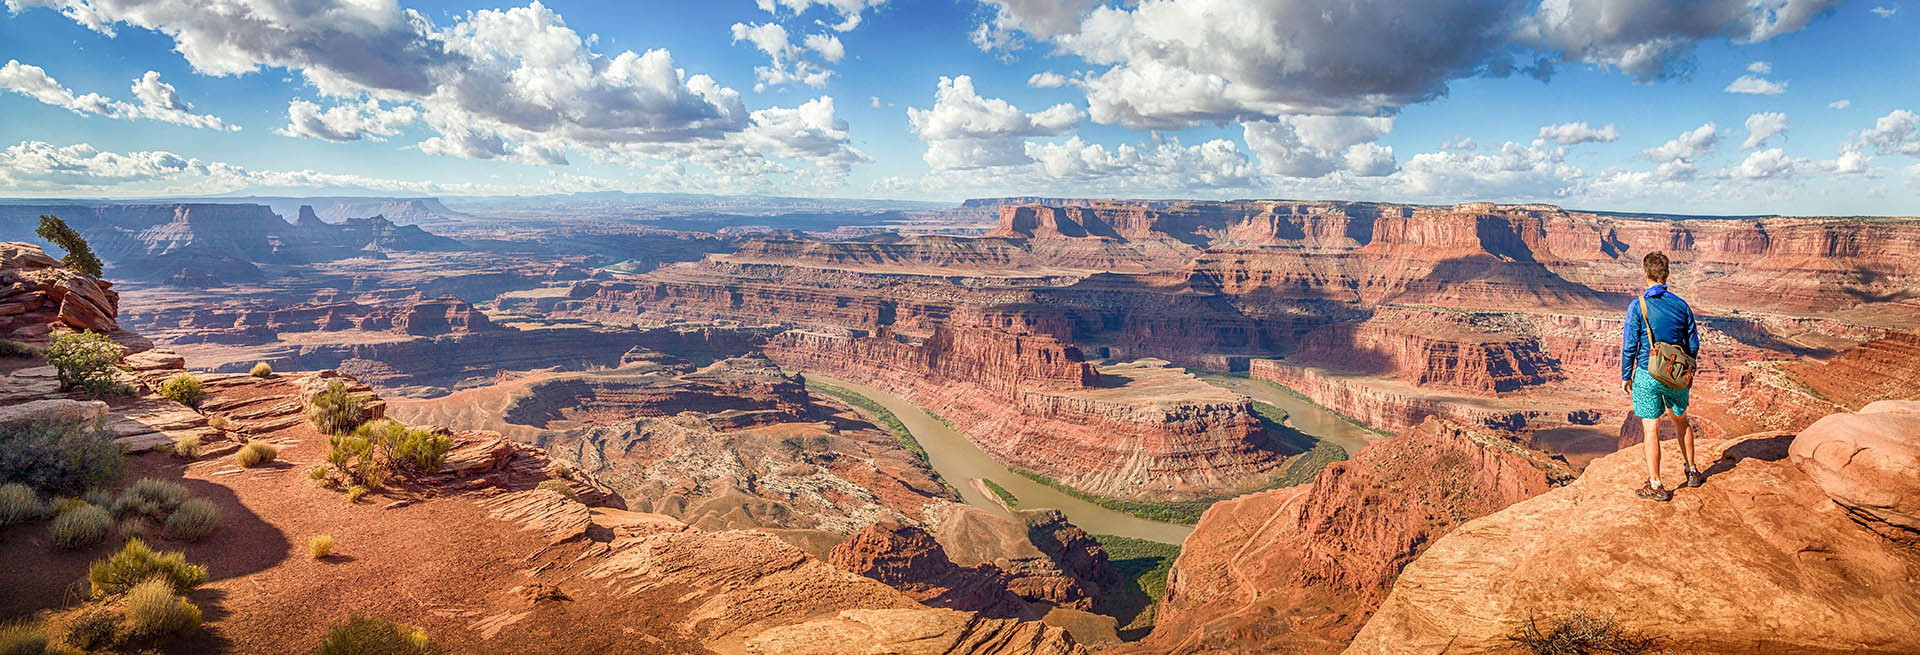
[1671, 413, 1695, 471]
[1641, 416, 1663, 486]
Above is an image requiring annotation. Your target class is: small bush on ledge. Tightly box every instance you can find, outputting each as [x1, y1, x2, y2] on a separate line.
[308, 379, 367, 435]
[536, 479, 580, 503]
[250, 361, 274, 378]
[156, 372, 203, 408]
[1507, 611, 1664, 655]
[46, 330, 127, 396]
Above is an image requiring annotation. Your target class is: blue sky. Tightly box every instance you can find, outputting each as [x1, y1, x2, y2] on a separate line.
[1, 0, 1916, 215]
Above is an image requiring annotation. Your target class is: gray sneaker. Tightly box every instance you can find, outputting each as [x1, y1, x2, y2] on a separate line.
[1684, 467, 1705, 488]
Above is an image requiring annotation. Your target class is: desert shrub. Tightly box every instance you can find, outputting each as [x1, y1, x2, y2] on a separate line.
[1508, 611, 1663, 655]
[308, 534, 334, 559]
[117, 517, 150, 540]
[327, 434, 389, 489]
[313, 614, 435, 655]
[345, 485, 369, 503]
[111, 479, 188, 521]
[163, 498, 219, 541]
[82, 489, 113, 508]
[249, 362, 273, 378]
[356, 419, 452, 473]
[171, 435, 201, 459]
[0, 339, 37, 358]
[235, 441, 278, 468]
[546, 461, 572, 479]
[87, 538, 206, 597]
[36, 214, 103, 277]
[51, 497, 88, 515]
[205, 414, 233, 431]
[45, 331, 126, 395]
[0, 620, 46, 655]
[0, 418, 124, 494]
[50, 504, 112, 550]
[307, 379, 367, 435]
[0, 484, 46, 527]
[59, 607, 119, 651]
[122, 577, 201, 640]
[536, 480, 580, 502]
[155, 373, 203, 408]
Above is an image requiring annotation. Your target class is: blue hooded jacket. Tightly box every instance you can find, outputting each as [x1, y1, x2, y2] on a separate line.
[1622, 284, 1699, 381]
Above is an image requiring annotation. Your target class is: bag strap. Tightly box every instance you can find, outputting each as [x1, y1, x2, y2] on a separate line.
[1640, 296, 1656, 349]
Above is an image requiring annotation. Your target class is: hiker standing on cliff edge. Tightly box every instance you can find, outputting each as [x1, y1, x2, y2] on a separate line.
[1623, 251, 1702, 501]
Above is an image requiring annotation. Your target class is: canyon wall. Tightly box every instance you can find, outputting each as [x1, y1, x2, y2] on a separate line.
[1122, 418, 1571, 655]
[1249, 359, 1597, 435]
[766, 326, 1286, 501]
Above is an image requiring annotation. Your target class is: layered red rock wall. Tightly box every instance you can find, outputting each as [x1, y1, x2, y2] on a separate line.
[1287, 314, 1562, 394]
[767, 327, 1283, 500]
[1124, 418, 1570, 655]
[1248, 359, 1589, 435]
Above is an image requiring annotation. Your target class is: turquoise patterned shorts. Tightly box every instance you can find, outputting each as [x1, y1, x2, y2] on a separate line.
[1632, 367, 1689, 419]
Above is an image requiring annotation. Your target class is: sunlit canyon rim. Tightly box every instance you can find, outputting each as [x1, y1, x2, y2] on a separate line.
[3, 0, 1919, 651]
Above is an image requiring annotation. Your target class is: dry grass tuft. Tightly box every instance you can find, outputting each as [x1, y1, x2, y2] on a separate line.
[235, 441, 278, 468]
[1508, 611, 1666, 655]
[308, 534, 335, 559]
[50, 503, 112, 550]
[163, 498, 220, 541]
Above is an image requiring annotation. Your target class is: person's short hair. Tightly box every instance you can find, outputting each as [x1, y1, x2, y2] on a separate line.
[1643, 251, 1670, 283]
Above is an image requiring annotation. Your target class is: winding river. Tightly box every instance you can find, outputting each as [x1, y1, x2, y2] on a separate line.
[804, 374, 1191, 543]
[807, 371, 1386, 546]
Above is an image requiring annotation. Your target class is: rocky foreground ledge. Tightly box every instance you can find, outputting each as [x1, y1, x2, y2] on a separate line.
[1346, 402, 1920, 654]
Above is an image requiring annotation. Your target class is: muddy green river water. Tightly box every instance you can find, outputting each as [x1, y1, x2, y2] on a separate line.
[806, 371, 1383, 545]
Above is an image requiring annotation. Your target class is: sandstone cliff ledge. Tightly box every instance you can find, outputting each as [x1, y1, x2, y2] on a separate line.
[1347, 403, 1920, 655]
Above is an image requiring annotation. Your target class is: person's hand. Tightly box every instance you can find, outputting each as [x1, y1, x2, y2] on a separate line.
[1623, 378, 1632, 393]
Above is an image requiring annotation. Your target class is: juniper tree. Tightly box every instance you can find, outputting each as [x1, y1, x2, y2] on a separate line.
[36, 214, 103, 276]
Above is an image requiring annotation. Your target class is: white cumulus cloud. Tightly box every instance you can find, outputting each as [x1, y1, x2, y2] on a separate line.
[0, 60, 236, 130]
[1243, 116, 1396, 178]
[1027, 72, 1068, 88]
[1536, 121, 1620, 146]
[7, 0, 865, 185]
[276, 98, 418, 142]
[1860, 109, 1920, 156]
[1742, 112, 1788, 149]
[1644, 123, 1721, 162]
[907, 75, 1082, 170]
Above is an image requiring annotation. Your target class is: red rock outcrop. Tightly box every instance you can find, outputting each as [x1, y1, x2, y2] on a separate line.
[1788, 400, 1920, 546]
[769, 327, 1284, 501]
[0, 241, 127, 341]
[1124, 418, 1572, 655]
[1348, 405, 1920, 655]
[830, 519, 1031, 619]
[926, 505, 1114, 613]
